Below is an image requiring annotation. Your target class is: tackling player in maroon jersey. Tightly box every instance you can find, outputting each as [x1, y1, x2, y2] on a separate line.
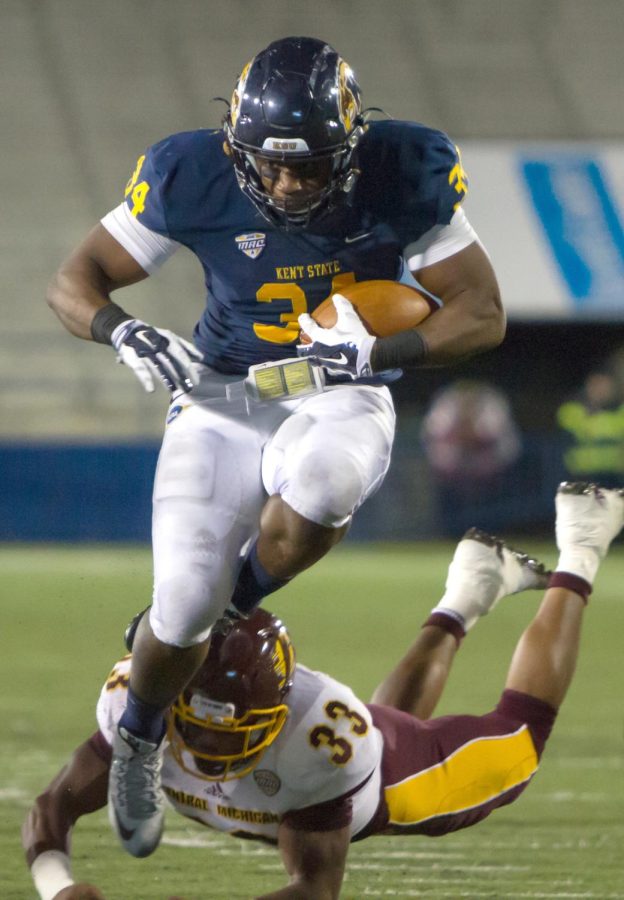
[23, 484, 622, 900]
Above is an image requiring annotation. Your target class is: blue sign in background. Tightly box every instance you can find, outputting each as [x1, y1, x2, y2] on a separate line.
[521, 156, 624, 312]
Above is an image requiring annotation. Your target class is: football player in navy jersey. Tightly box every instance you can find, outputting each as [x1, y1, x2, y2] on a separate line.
[46, 36, 506, 857]
[23, 484, 624, 900]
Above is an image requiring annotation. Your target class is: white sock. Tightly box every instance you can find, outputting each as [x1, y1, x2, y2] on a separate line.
[555, 547, 601, 585]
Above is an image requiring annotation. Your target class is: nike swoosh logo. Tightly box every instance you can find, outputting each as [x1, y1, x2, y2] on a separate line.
[321, 352, 349, 366]
[344, 232, 373, 243]
[113, 806, 137, 843]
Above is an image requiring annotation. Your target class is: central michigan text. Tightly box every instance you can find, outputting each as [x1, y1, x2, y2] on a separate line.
[217, 805, 280, 824]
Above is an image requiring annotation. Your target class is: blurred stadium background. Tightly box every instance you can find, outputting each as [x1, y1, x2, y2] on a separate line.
[3, 0, 624, 542]
[3, 3, 624, 898]
[0, 0, 624, 540]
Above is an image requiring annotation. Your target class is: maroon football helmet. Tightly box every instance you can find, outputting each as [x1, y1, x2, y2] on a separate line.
[168, 609, 295, 780]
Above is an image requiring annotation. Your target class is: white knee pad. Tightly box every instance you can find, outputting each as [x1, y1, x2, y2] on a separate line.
[263, 386, 395, 528]
[283, 447, 367, 527]
[150, 572, 216, 647]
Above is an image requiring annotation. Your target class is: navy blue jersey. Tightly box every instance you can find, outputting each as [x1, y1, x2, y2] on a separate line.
[122, 120, 467, 374]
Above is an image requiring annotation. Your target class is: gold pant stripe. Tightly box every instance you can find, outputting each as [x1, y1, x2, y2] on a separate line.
[385, 725, 538, 825]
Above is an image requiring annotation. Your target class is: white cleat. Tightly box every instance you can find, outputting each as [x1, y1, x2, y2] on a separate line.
[108, 725, 166, 858]
[434, 528, 550, 632]
[555, 482, 624, 560]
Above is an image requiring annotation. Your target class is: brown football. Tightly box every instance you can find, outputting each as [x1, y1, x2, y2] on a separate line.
[302, 279, 436, 341]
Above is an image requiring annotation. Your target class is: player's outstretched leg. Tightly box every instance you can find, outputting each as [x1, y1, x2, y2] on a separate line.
[371, 528, 549, 717]
[229, 495, 348, 617]
[429, 527, 550, 635]
[505, 482, 624, 708]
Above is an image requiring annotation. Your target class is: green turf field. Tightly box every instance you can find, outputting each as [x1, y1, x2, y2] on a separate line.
[2, 540, 623, 899]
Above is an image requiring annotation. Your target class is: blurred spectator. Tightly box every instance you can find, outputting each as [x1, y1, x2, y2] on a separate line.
[556, 359, 624, 487]
[421, 380, 522, 536]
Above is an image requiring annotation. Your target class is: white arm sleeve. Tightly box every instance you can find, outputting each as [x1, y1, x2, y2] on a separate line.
[101, 203, 180, 274]
[404, 207, 480, 273]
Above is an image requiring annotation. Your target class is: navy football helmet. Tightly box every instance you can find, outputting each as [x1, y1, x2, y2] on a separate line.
[224, 36, 364, 229]
[168, 609, 295, 781]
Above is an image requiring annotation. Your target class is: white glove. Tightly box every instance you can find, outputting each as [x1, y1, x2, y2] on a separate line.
[298, 295, 376, 380]
[111, 319, 203, 394]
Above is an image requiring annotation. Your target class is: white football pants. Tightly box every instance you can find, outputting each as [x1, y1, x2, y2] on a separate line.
[150, 370, 396, 646]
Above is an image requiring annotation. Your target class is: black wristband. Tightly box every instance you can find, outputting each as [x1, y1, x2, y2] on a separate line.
[90, 302, 134, 345]
[370, 328, 429, 371]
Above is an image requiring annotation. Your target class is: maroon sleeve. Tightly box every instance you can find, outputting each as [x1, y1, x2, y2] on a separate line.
[495, 689, 557, 757]
[282, 794, 353, 832]
[88, 730, 113, 764]
[281, 772, 375, 832]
